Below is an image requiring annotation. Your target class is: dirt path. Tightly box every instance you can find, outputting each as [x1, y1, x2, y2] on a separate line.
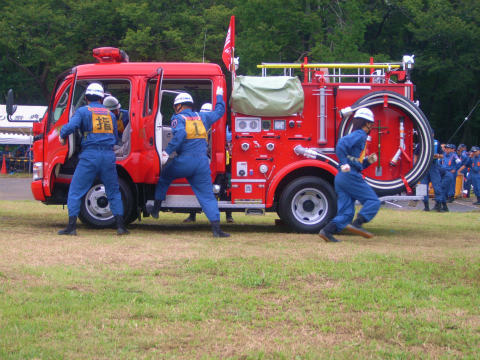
[0, 177, 34, 200]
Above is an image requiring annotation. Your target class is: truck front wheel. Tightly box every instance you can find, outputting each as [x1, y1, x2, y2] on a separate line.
[78, 177, 135, 228]
[278, 176, 336, 233]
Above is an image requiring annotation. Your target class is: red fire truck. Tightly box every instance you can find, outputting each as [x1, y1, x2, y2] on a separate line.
[7, 47, 432, 233]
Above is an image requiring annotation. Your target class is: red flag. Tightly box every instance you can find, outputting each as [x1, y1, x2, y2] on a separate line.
[222, 16, 235, 72]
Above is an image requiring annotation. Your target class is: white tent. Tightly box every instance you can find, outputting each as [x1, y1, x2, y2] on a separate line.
[0, 133, 33, 145]
[0, 104, 46, 145]
[0, 104, 47, 134]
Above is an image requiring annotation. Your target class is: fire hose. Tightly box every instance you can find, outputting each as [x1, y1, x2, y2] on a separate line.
[338, 91, 433, 196]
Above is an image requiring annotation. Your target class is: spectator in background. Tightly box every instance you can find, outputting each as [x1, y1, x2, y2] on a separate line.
[421, 136, 445, 212]
[440, 144, 460, 210]
[465, 146, 480, 205]
[456, 144, 469, 197]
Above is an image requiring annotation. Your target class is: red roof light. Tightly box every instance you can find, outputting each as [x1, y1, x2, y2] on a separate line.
[92, 47, 129, 63]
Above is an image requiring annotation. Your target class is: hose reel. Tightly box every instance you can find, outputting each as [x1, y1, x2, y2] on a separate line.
[338, 91, 433, 196]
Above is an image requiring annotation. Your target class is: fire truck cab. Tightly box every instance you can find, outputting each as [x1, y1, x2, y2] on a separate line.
[9, 47, 433, 233]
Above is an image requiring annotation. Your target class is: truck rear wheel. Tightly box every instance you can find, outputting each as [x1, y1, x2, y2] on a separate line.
[278, 176, 336, 233]
[79, 177, 136, 228]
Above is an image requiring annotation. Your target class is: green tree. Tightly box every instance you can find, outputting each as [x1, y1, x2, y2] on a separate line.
[394, 0, 480, 144]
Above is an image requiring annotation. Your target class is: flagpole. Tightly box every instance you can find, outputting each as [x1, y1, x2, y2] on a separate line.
[231, 15, 235, 78]
[231, 16, 236, 93]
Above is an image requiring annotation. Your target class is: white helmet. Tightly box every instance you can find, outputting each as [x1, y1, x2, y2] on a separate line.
[353, 107, 374, 122]
[85, 83, 104, 98]
[174, 92, 194, 105]
[200, 103, 212, 112]
[103, 96, 121, 110]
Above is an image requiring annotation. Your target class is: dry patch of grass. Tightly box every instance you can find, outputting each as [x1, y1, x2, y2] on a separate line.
[1, 200, 479, 359]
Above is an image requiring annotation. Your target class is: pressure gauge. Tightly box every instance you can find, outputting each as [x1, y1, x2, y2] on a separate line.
[273, 119, 286, 130]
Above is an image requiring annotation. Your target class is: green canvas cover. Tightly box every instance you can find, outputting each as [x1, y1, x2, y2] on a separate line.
[231, 76, 304, 116]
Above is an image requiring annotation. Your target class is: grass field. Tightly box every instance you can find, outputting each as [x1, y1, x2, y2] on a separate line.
[0, 200, 479, 359]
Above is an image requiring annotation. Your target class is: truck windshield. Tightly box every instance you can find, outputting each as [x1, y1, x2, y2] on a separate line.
[72, 79, 131, 114]
[159, 79, 212, 126]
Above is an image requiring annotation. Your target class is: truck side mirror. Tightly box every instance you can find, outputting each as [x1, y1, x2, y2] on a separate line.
[6, 89, 17, 120]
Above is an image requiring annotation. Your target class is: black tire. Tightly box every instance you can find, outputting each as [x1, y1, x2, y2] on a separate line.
[79, 177, 136, 228]
[278, 176, 336, 233]
[338, 91, 433, 196]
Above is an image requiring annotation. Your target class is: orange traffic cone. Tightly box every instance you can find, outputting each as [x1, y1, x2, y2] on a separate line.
[1, 155, 7, 174]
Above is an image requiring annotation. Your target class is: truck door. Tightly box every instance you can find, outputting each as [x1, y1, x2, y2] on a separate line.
[156, 90, 179, 166]
[142, 69, 163, 177]
[43, 68, 77, 197]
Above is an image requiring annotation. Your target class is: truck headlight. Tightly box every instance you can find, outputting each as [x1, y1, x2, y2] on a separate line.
[33, 162, 43, 181]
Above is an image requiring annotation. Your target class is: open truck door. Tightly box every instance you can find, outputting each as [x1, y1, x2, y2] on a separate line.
[142, 68, 164, 177]
[42, 68, 78, 198]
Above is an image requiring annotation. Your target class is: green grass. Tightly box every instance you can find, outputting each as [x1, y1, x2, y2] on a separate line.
[0, 200, 479, 359]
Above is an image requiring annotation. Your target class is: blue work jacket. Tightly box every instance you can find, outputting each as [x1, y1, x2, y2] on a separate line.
[336, 129, 371, 173]
[60, 101, 118, 149]
[165, 95, 225, 156]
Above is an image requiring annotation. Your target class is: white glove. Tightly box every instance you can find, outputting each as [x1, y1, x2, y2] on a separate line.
[161, 151, 169, 166]
[367, 153, 378, 164]
[59, 135, 65, 145]
[216, 86, 224, 96]
[340, 164, 351, 172]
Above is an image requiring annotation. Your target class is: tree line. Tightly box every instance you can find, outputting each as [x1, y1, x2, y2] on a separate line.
[1, 0, 479, 145]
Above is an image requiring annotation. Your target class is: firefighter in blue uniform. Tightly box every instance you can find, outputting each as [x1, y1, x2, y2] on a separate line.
[319, 108, 381, 243]
[421, 137, 445, 211]
[464, 146, 477, 199]
[183, 102, 235, 224]
[466, 146, 480, 205]
[447, 144, 462, 202]
[456, 144, 469, 197]
[103, 95, 129, 137]
[440, 144, 460, 211]
[58, 83, 128, 236]
[147, 88, 230, 237]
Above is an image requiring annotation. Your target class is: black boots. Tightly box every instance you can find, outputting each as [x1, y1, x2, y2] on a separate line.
[225, 213, 234, 223]
[433, 201, 442, 212]
[441, 202, 449, 212]
[183, 213, 196, 223]
[346, 214, 373, 238]
[319, 222, 340, 242]
[58, 216, 77, 236]
[473, 197, 480, 205]
[59, 215, 128, 236]
[423, 201, 430, 211]
[115, 215, 129, 235]
[211, 221, 230, 237]
[146, 200, 162, 219]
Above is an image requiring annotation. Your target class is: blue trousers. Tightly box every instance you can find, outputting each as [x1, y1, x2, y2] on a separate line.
[464, 172, 472, 195]
[471, 173, 480, 197]
[441, 171, 455, 202]
[421, 164, 444, 202]
[448, 171, 458, 197]
[331, 171, 381, 231]
[67, 148, 123, 217]
[154, 154, 220, 222]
